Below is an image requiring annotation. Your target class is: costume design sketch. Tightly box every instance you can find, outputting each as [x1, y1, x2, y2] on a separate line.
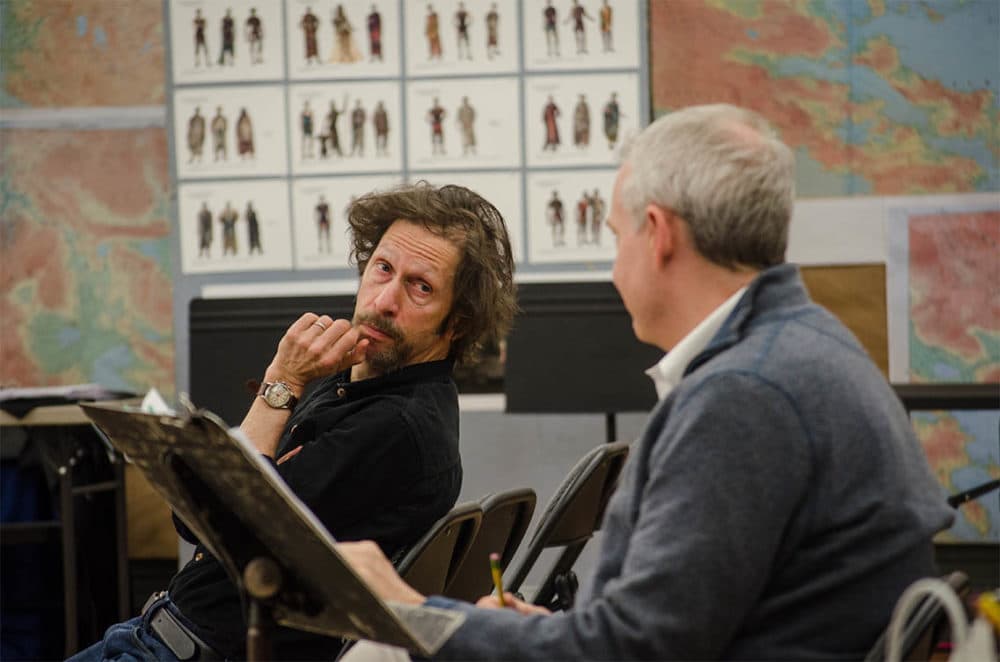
[193, 9, 209, 66]
[245, 8, 264, 64]
[188, 107, 206, 162]
[331, 4, 361, 63]
[301, 8, 321, 64]
[428, 98, 446, 154]
[543, 96, 560, 151]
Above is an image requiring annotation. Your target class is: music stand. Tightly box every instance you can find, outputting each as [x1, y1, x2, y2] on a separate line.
[81, 402, 465, 660]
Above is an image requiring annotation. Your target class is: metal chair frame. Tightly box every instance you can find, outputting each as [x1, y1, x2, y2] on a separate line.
[504, 441, 630, 610]
[394, 501, 483, 598]
[443, 487, 537, 602]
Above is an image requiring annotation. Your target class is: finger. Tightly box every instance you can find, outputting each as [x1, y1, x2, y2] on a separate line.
[309, 314, 333, 333]
[290, 312, 322, 335]
[475, 595, 504, 609]
[327, 317, 352, 338]
[310, 324, 362, 372]
[308, 318, 351, 346]
[325, 324, 362, 360]
[348, 338, 370, 366]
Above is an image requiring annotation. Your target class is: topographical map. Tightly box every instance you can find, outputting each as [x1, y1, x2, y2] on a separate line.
[1, 0, 164, 107]
[915, 409, 999, 542]
[907, 210, 998, 542]
[886, 208, 999, 542]
[1, 128, 174, 392]
[1, 0, 171, 394]
[908, 210, 1000, 384]
[651, 0, 998, 197]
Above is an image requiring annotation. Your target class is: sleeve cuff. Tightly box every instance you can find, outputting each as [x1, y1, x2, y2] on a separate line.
[423, 595, 465, 610]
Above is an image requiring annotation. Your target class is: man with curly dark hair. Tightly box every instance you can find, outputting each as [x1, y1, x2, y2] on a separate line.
[69, 183, 516, 662]
[346, 182, 516, 366]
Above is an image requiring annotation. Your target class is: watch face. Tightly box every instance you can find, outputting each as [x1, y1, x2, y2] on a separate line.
[265, 382, 292, 407]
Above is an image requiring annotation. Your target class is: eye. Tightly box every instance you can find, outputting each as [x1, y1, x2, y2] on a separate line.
[412, 281, 433, 296]
[367, 260, 392, 281]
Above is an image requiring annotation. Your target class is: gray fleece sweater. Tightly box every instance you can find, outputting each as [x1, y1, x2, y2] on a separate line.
[425, 264, 953, 660]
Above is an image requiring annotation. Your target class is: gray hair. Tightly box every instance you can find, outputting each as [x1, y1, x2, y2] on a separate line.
[619, 104, 795, 270]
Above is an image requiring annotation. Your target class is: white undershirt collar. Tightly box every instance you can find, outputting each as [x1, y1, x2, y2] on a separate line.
[645, 287, 747, 401]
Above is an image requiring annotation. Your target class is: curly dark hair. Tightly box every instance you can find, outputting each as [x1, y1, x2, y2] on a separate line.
[347, 182, 517, 365]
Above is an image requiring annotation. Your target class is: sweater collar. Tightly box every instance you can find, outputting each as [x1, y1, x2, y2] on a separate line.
[683, 263, 808, 378]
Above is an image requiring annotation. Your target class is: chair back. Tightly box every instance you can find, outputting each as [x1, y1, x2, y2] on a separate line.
[505, 441, 630, 609]
[395, 501, 482, 597]
[864, 570, 970, 662]
[443, 487, 537, 602]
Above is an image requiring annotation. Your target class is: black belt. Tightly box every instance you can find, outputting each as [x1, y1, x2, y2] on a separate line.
[142, 592, 223, 662]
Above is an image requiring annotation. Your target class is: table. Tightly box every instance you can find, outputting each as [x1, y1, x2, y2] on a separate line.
[1, 402, 131, 656]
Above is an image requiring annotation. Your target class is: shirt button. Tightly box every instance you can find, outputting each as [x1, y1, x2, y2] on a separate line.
[336, 387, 346, 398]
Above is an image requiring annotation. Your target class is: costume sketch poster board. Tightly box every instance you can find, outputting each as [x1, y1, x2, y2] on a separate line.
[167, 0, 647, 276]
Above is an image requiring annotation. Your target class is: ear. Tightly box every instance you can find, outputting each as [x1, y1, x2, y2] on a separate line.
[438, 309, 463, 342]
[644, 203, 675, 266]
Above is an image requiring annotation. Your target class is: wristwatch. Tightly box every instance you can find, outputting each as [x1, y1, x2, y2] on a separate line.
[257, 381, 298, 411]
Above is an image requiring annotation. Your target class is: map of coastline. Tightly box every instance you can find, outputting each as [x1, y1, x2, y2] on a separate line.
[908, 209, 1000, 383]
[651, 0, 999, 197]
[914, 410, 1000, 542]
[1, 0, 164, 107]
[890, 206, 1000, 543]
[1, 128, 174, 394]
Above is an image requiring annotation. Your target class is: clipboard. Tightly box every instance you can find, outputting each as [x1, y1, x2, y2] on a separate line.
[81, 402, 464, 657]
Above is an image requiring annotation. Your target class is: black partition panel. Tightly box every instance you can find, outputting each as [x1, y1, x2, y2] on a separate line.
[504, 282, 661, 414]
[189, 295, 355, 426]
[190, 283, 661, 423]
[891, 383, 1000, 411]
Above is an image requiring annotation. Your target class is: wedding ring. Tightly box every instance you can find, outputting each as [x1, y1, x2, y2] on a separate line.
[312, 320, 328, 331]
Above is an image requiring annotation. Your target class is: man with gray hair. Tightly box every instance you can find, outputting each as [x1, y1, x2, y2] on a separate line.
[338, 104, 953, 660]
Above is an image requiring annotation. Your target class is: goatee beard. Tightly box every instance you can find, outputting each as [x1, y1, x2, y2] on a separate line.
[354, 313, 412, 375]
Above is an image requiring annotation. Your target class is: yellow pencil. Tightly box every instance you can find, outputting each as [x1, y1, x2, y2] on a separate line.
[489, 552, 506, 606]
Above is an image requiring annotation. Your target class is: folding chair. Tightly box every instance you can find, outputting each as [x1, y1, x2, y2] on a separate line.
[504, 441, 630, 611]
[443, 487, 537, 602]
[394, 501, 482, 597]
[864, 570, 971, 662]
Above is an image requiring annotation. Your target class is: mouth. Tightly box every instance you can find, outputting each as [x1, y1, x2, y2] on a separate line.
[359, 323, 394, 343]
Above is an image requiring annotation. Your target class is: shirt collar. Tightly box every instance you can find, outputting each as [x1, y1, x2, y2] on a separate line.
[316, 358, 454, 400]
[645, 287, 747, 401]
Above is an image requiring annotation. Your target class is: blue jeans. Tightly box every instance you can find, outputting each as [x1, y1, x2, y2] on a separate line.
[67, 595, 179, 662]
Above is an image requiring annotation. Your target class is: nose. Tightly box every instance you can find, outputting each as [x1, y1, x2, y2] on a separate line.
[372, 277, 402, 316]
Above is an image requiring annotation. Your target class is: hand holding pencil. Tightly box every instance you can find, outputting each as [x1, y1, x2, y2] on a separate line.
[477, 553, 552, 615]
[490, 552, 506, 606]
